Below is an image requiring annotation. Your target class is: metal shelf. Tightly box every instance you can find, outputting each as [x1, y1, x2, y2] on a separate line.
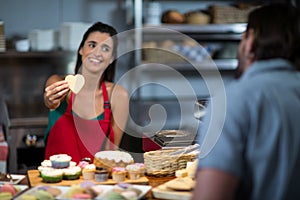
[141, 59, 238, 71]
[143, 23, 246, 34]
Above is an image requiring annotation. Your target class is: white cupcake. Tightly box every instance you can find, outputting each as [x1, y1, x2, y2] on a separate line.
[82, 164, 96, 180]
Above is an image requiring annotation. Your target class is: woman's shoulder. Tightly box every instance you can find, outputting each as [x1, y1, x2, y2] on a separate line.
[105, 82, 129, 100]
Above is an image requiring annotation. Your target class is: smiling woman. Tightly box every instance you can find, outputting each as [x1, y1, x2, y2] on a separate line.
[43, 22, 129, 164]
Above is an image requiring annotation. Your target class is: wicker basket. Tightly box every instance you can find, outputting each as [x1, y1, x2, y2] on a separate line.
[210, 5, 256, 24]
[144, 149, 198, 177]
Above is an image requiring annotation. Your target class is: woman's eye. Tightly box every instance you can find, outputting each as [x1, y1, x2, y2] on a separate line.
[89, 43, 96, 48]
[102, 46, 110, 52]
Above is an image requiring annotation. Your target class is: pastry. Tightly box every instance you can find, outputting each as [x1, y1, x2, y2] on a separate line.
[62, 166, 82, 180]
[41, 168, 63, 183]
[175, 169, 188, 178]
[112, 167, 126, 182]
[0, 183, 19, 196]
[103, 183, 142, 200]
[95, 167, 109, 182]
[186, 159, 198, 179]
[161, 10, 185, 24]
[94, 151, 134, 173]
[65, 74, 85, 94]
[82, 164, 96, 180]
[49, 154, 72, 169]
[185, 11, 210, 24]
[39, 186, 62, 197]
[61, 183, 103, 199]
[165, 177, 195, 191]
[126, 163, 145, 180]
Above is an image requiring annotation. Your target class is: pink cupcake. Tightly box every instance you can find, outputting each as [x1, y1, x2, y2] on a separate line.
[112, 167, 126, 182]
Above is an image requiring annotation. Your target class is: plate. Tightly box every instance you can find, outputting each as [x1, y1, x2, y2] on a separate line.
[0, 174, 26, 184]
[15, 184, 152, 200]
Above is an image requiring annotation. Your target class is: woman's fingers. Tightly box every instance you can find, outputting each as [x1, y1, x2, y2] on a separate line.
[45, 80, 69, 103]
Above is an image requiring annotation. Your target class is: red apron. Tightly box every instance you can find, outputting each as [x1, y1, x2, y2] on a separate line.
[44, 82, 114, 163]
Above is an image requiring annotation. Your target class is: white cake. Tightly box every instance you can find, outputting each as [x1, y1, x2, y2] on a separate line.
[93, 151, 134, 172]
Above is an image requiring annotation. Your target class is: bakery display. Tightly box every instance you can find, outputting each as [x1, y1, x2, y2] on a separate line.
[93, 151, 134, 173]
[30, 151, 148, 190]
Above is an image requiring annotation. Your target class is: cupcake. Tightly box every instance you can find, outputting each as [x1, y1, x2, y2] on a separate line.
[77, 161, 90, 169]
[95, 167, 109, 182]
[126, 164, 141, 180]
[40, 160, 52, 167]
[134, 163, 146, 176]
[126, 163, 145, 180]
[112, 167, 126, 182]
[41, 169, 63, 183]
[82, 164, 96, 180]
[62, 166, 82, 180]
[50, 154, 72, 169]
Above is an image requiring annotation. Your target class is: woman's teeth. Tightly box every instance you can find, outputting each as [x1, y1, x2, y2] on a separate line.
[89, 58, 101, 63]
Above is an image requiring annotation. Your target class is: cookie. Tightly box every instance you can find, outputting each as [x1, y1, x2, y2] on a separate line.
[65, 74, 85, 94]
[165, 177, 195, 191]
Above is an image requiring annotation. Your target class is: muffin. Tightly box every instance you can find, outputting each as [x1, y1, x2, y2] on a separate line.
[112, 167, 127, 182]
[95, 167, 109, 182]
[41, 169, 63, 183]
[82, 164, 96, 180]
[62, 166, 82, 180]
[126, 164, 141, 180]
[50, 154, 72, 169]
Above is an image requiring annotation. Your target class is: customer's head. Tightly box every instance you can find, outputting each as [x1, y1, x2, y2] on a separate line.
[75, 22, 118, 82]
[238, 3, 300, 72]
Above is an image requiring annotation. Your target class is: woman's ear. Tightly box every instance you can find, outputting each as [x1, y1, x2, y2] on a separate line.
[79, 47, 83, 56]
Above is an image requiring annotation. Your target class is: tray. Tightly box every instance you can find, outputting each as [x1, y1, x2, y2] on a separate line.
[27, 170, 149, 187]
[0, 174, 26, 185]
[15, 184, 151, 200]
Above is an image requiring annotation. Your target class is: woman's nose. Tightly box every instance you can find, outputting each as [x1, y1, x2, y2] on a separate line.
[92, 46, 103, 56]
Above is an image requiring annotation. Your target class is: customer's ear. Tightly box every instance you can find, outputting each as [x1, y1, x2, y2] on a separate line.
[245, 29, 255, 60]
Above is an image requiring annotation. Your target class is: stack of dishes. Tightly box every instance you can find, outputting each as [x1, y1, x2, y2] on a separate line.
[0, 21, 6, 52]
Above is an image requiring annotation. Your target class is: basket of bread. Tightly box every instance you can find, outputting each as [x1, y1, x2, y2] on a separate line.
[144, 144, 199, 177]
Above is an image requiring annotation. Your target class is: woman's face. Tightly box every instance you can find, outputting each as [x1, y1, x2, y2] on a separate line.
[79, 31, 114, 74]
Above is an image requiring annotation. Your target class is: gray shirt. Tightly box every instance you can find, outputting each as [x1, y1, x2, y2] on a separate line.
[197, 59, 300, 200]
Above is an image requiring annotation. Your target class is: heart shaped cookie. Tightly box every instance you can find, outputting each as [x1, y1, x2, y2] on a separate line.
[65, 74, 85, 94]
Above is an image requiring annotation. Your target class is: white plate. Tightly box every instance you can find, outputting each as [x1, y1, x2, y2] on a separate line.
[0, 174, 26, 184]
[15, 184, 152, 200]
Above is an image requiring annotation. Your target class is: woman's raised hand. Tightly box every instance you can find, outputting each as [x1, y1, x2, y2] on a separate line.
[44, 80, 70, 109]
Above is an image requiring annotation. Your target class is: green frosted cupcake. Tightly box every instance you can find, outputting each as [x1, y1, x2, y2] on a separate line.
[41, 169, 63, 183]
[62, 166, 82, 180]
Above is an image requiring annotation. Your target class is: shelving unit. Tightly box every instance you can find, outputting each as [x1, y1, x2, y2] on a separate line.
[129, 0, 246, 134]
